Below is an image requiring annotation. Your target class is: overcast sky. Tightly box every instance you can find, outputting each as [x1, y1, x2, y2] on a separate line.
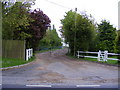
[31, 0, 119, 36]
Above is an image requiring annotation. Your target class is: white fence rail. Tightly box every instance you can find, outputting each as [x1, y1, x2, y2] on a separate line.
[77, 50, 120, 62]
[26, 48, 33, 61]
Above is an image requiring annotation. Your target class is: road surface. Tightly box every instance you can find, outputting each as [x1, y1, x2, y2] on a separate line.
[1, 49, 119, 88]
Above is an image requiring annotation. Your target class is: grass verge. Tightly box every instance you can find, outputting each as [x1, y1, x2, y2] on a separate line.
[84, 57, 118, 65]
[1, 56, 35, 68]
[66, 53, 119, 65]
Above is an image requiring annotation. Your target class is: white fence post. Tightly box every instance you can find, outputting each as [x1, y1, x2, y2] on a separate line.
[98, 50, 101, 61]
[104, 50, 108, 62]
[26, 49, 29, 61]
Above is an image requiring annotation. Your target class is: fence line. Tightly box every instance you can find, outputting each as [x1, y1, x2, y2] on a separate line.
[2, 40, 26, 60]
[77, 50, 120, 62]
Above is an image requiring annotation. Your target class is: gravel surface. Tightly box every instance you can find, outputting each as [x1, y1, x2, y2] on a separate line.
[1, 49, 119, 88]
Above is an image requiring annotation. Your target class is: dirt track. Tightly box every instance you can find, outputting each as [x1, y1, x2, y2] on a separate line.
[2, 49, 119, 88]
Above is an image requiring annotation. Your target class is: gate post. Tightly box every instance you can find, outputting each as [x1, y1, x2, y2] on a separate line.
[98, 50, 101, 61]
[104, 50, 108, 62]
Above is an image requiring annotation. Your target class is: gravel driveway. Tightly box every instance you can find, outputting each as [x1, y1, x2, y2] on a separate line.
[2, 49, 119, 88]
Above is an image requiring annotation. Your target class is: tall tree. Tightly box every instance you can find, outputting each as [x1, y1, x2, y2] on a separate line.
[97, 20, 116, 52]
[61, 10, 95, 55]
[2, 1, 34, 39]
[27, 9, 51, 51]
[39, 25, 62, 50]
[2, 1, 51, 51]
[115, 30, 120, 59]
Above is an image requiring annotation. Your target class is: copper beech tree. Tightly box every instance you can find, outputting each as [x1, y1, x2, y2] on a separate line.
[27, 9, 51, 51]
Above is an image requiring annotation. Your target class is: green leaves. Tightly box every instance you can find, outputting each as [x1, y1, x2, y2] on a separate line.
[39, 27, 62, 49]
[61, 10, 95, 54]
[115, 30, 120, 54]
[2, 1, 33, 39]
[97, 20, 117, 52]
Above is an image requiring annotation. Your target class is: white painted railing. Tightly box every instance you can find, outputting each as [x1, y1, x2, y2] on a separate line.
[77, 50, 120, 62]
[26, 48, 33, 61]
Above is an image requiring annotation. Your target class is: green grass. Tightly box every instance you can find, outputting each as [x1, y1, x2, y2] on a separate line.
[1, 48, 62, 68]
[108, 55, 117, 58]
[83, 57, 118, 65]
[1, 56, 35, 68]
[66, 53, 119, 65]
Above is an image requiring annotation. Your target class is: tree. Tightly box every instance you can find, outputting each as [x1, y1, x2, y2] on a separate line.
[2, 1, 34, 40]
[115, 30, 120, 59]
[61, 10, 95, 55]
[26, 9, 51, 51]
[39, 25, 62, 50]
[97, 20, 116, 52]
[2, 1, 51, 51]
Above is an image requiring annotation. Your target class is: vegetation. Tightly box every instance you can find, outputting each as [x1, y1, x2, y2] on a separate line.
[1, 1, 51, 67]
[66, 54, 118, 65]
[26, 9, 51, 51]
[83, 57, 118, 65]
[1, 1, 119, 66]
[2, 1, 34, 40]
[96, 20, 116, 52]
[61, 10, 119, 62]
[115, 30, 120, 59]
[61, 10, 95, 55]
[39, 25, 62, 50]
[2, 1, 51, 52]
[1, 56, 35, 68]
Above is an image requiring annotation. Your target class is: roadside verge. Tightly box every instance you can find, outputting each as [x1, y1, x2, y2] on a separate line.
[0, 59, 36, 71]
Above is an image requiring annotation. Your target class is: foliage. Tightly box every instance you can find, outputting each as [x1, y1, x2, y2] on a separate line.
[2, 1, 34, 40]
[97, 20, 116, 52]
[1, 56, 35, 68]
[26, 9, 51, 51]
[115, 30, 120, 59]
[61, 10, 95, 55]
[2, 1, 51, 52]
[39, 25, 62, 50]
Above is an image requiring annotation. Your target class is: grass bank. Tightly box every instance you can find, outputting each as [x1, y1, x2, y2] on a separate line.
[1, 56, 35, 68]
[66, 53, 119, 65]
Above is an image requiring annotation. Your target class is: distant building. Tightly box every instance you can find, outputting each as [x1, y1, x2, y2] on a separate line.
[118, 1, 120, 29]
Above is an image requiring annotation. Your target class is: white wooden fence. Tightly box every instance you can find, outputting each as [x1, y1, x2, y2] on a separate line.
[77, 50, 120, 62]
[26, 48, 33, 61]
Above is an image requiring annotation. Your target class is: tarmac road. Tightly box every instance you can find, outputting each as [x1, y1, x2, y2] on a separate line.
[1, 49, 119, 88]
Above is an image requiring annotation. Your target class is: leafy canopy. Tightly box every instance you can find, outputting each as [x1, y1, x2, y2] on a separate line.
[39, 25, 62, 49]
[97, 20, 116, 52]
[61, 10, 95, 55]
